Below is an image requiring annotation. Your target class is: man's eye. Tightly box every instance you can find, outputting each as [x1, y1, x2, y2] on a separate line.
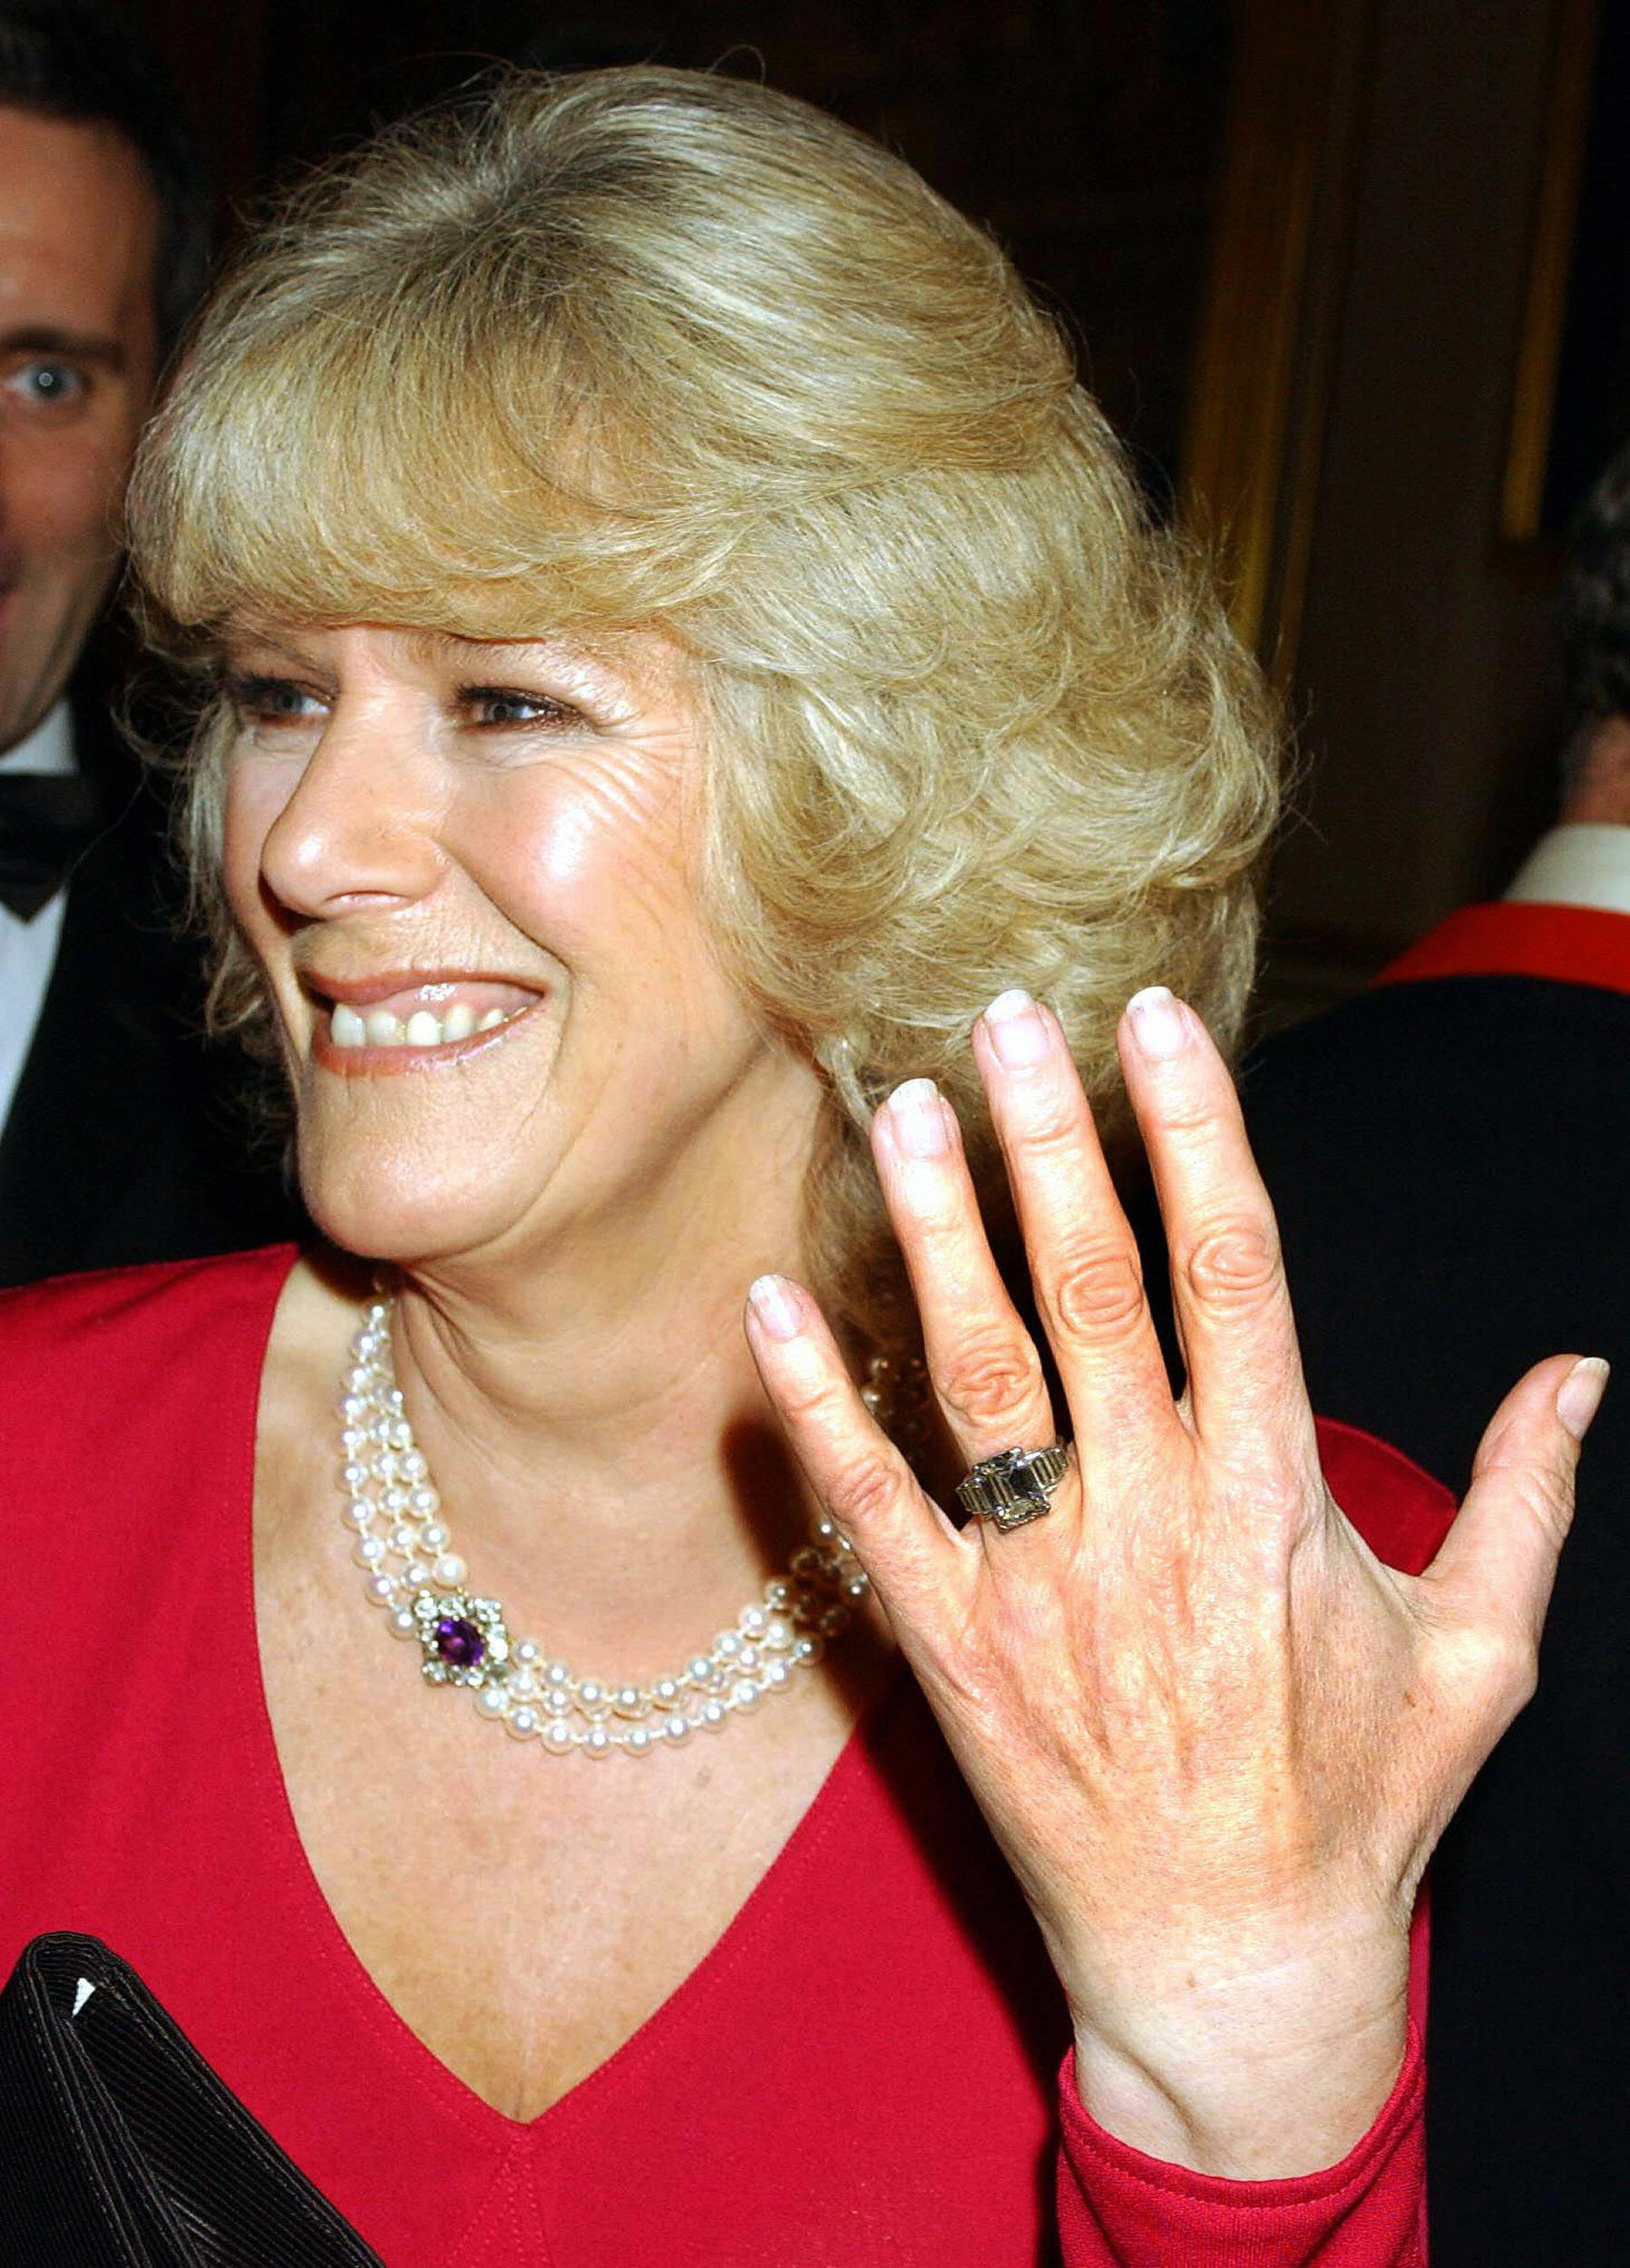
[5, 360, 88, 407]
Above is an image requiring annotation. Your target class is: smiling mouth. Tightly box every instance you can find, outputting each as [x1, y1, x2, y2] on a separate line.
[312, 979, 541, 1061]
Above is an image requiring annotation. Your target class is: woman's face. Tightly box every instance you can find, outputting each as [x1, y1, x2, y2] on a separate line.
[220, 622, 824, 1275]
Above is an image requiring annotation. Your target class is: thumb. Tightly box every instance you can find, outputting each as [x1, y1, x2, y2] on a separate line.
[1424, 1351, 1608, 1656]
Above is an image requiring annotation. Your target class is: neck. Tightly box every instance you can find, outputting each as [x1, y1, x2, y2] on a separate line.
[345, 1159, 840, 1678]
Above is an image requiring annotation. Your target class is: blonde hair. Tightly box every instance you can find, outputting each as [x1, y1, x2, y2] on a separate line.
[129, 64, 1281, 1351]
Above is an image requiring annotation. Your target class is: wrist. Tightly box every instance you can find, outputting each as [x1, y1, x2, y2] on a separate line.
[1065, 1912, 1411, 2178]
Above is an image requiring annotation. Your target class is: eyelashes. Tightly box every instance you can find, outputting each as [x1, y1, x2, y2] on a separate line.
[220, 674, 589, 736]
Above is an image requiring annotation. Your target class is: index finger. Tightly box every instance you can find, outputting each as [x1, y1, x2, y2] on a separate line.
[1119, 987, 1318, 1476]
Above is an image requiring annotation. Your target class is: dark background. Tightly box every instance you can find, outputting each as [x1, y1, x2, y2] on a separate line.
[124, 0, 1628, 1024]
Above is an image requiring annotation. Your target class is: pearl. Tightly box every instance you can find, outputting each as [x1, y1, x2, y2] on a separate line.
[338, 1297, 869, 1761]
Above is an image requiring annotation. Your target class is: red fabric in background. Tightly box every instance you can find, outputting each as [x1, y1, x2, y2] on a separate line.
[0, 1248, 1450, 2265]
[1376, 899, 1630, 993]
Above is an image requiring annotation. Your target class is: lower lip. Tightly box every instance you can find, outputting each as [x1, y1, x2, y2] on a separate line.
[311, 998, 541, 1077]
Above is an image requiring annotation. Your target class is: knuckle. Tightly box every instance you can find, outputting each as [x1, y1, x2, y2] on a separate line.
[1181, 1217, 1284, 1313]
[938, 1333, 1043, 1429]
[828, 1446, 906, 1530]
[1049, 1239, 1147, 1344]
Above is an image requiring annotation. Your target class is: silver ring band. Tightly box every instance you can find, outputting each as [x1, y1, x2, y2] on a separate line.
[954, 1441, 1075, 1531]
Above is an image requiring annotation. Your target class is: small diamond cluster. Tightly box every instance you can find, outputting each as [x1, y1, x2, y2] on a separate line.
[339, 1299, 870, 1757]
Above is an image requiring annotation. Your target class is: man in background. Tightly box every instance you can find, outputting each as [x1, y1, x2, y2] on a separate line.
[0, 0, 294, 1286]
[1241, 441, 1630, 2264]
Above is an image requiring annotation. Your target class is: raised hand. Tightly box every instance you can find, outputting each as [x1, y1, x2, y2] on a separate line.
[745, 985, 1604, 2177]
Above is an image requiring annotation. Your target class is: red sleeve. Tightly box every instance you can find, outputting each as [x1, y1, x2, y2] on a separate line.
[1051, 1420, 1452, 2265]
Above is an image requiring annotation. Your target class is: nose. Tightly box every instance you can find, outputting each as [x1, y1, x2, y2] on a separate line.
[255, 700, 444, 920]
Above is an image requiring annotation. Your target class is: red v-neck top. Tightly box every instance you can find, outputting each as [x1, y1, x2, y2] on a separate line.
[0, 1247, 1447, 2264]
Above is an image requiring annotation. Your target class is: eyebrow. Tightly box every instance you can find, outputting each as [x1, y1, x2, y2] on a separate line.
[0, 325, 127, 373]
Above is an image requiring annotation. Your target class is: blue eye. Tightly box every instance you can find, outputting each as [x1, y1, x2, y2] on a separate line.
[226, 674, 326, 726]
[7, 360, 87, 406]
[462, 686, 580, 728]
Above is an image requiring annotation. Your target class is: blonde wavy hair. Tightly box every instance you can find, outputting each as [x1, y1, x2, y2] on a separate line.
[128, 64, 1281, 1353]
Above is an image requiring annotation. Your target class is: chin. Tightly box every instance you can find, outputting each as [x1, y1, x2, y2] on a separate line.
[296, 1137, 534, 1271]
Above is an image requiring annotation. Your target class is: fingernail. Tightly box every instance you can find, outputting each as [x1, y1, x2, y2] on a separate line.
[1127, 985, 1186, 1061]
[1557, 1355, 1610, 1441]
[982, 988, 1050, 1067]
[748, 1274, 806, 1342]
[885, 1077, 952, 1158]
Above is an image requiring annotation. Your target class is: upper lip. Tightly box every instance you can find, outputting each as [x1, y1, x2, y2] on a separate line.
[299, 967, 546, 1008]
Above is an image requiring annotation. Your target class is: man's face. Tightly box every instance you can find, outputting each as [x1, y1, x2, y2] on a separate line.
[0, 106, 160, 755]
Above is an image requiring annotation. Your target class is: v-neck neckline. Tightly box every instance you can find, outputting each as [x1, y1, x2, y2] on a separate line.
[230, 1244, 903, 2146]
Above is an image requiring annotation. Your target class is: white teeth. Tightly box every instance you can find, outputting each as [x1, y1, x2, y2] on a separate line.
[327, 998, 523, 1052]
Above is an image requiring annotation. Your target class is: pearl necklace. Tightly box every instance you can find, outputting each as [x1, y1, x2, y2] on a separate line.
[338, 1298, 871, 1757]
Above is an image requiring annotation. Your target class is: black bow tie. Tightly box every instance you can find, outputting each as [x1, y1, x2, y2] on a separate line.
[0, 771, 108, 921]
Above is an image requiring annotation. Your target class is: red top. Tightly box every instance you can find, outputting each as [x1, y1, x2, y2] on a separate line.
[1376, 898, 1630, 992]
[0, 1248, 1451, 2265]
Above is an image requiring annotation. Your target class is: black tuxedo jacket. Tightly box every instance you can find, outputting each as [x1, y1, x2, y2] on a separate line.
[1237, 956, 1630, 2265]
[0, 699, 298, 1288]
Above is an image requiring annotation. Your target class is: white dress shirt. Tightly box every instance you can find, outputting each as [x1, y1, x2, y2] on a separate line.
[1504, 823, 1630, 915]
[0, 702, 75, 1134]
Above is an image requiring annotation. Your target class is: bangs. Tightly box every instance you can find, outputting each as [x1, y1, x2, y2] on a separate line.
[130, 267, 742, 653]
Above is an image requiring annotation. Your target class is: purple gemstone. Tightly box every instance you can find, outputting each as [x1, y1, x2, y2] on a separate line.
[434, 1616, 485, 1668]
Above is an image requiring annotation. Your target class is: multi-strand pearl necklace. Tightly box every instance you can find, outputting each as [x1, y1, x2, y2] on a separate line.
[338, 1298, 872, 1757]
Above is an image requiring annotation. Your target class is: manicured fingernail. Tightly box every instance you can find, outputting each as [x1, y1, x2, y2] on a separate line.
[748, 1274, 806, 1341]
[1557, 1355, 1610, 1441]
[1127, 985, 1186, 1061]
[982, 988, 1050, 1067]
[885, 1077, 952, 1158]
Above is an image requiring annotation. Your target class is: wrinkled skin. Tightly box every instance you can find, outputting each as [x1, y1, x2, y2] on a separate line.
[746, 984, 1598, 2177]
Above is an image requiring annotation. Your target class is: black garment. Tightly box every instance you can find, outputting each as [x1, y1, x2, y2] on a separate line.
[1238, 974, 1630, 2267]
[0, 699, 298, 1287]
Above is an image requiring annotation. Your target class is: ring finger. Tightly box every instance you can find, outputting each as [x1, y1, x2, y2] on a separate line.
[871, 1073, 1060, 1506]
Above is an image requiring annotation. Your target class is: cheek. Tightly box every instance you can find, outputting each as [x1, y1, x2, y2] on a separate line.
[8, 431, 130, 568]
[220, 763, 283, 930]
[489, 764, 702, 940]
